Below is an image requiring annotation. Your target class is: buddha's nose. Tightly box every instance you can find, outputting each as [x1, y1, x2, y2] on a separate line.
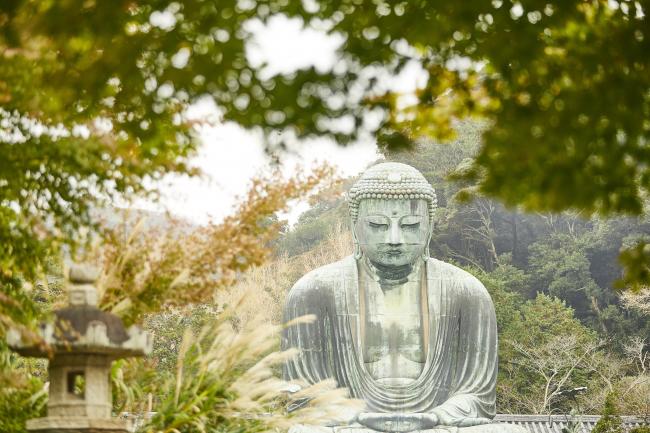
[388, 224, 403, 245]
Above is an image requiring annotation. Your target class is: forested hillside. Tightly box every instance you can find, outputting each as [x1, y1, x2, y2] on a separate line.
[272, 122, 650, 415]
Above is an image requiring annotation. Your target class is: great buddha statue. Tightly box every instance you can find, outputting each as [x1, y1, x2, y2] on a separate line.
[282, 162, 527, 433]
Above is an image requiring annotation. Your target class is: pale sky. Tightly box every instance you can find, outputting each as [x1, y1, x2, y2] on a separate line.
[132, 14, 427, 224]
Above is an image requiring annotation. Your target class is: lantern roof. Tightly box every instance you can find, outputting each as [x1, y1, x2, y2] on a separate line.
[8, 263, 152, 358]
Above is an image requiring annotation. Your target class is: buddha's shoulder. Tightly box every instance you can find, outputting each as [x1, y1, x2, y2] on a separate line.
[287, 255, 353, 297]
[428, 258, 489, 294]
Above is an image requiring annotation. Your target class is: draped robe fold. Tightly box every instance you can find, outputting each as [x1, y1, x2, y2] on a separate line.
[282, 255, 497, 424]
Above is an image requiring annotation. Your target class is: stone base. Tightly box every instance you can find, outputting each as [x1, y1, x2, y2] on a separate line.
[291, 423, 529, 433]
[26, 416, 129, 433]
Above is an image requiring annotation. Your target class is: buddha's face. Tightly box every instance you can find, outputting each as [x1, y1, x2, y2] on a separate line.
[354, 199, 431, 268]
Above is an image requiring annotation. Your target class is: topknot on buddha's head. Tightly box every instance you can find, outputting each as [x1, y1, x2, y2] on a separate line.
[347, 162, 437, 223]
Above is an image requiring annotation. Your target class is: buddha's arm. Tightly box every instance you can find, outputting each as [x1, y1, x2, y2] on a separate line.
[281, 276, 334, 384]
[429, 275, 498, 426]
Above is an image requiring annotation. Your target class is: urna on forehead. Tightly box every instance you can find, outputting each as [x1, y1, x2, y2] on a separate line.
[347, 162, 437, 222]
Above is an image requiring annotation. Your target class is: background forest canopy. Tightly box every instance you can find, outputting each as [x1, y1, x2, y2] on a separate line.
[2, 0, 650, 430]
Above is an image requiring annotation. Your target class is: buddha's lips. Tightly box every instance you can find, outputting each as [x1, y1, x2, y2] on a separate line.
[376, 245, 405, 254]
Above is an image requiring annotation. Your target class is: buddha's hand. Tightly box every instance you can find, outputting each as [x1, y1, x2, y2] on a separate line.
[356, 412, 438, 432]
[435, 412, 493, 427]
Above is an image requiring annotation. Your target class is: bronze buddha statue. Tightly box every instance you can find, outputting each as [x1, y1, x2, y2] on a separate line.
[282, 162, 526, 433]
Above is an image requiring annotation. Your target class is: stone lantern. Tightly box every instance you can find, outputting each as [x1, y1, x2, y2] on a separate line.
[7, 264, 153, 433]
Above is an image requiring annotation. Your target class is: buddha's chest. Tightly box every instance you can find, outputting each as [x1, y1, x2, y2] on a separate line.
[360, 278, 427, 380]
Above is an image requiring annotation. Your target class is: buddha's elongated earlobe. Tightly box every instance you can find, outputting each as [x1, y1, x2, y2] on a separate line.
[351, 221, 363, 260]
[422, 225, 433, 262]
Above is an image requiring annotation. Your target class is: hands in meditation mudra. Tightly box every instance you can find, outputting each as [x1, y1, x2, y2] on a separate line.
[282, 163, 526, 433]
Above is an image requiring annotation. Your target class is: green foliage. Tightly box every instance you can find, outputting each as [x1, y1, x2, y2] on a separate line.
[528, 233, 602, 320]
[2, 0, 202, 337]
[143, 305, 218, 374]
[0, 368, 47, 433]
[592, 393, 624, 433]
[431, 2, 648, 217]
[276, 200, 350, 257]
[498, 294, 600, 413]
[0, 332, 47, 433]
[469, 264, 525, 339]
[487, 259, 531, 298]
[618, 240, 650, 291]
[3, 0, 648, 218]
[385, 120, 484, 204]
[0, 274, 43, 335]
[510, 293, 597, 347]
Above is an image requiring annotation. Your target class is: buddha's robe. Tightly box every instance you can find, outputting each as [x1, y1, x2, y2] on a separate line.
[282, 255, 498, 425]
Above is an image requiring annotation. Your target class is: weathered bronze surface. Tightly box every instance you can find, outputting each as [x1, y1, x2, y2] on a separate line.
[282, 163, 527, 433]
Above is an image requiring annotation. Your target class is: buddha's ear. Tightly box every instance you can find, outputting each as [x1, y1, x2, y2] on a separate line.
[426, 207, 434, 236]
[423, 215, 434, 260]
[422, 224, 433, 261]
[350, 217, 363, 260]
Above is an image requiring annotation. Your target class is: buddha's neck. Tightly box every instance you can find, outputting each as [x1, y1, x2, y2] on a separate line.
[361, 257, 423, 287]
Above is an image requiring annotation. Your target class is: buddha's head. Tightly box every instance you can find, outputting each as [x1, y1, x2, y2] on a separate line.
[348, 162, 437, 270]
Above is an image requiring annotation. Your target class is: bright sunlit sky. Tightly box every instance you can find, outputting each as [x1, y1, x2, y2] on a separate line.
[132, 14, 427, 224]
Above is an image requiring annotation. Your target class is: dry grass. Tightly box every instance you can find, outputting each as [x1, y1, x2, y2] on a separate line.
[98, 177, 361, 432]
[133, 303, 363, 433]
[216, 223, 353, 327]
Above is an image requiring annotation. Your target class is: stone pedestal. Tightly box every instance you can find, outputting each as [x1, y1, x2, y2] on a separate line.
[290, 423, 529, 433]
[26, 417, 129, 433]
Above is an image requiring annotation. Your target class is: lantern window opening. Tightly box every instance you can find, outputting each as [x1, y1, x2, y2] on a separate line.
[67, 370, 86, 398]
